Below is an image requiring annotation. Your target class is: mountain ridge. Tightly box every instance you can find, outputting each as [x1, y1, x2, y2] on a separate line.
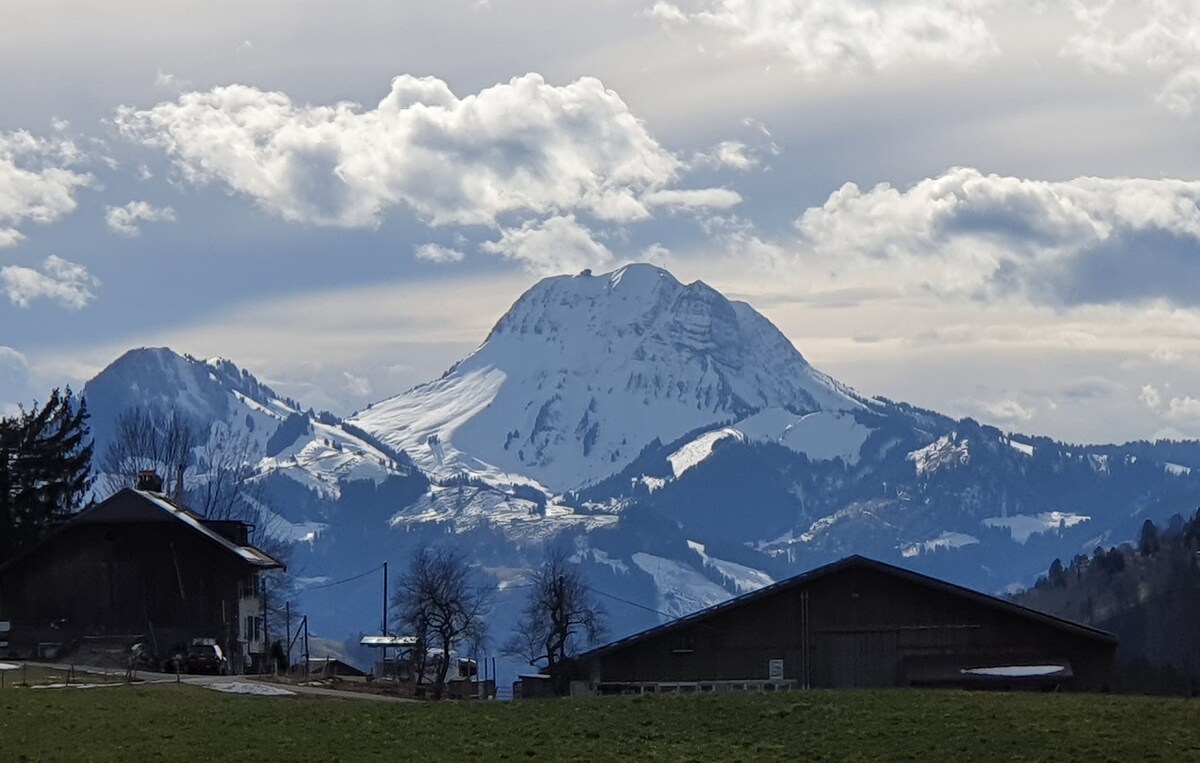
[75, 263, 1200, 672]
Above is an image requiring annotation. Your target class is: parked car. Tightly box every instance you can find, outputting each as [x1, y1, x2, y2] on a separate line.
[184, 642, 229, 675]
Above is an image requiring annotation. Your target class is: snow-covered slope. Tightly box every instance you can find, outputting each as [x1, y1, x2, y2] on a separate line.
[352, 264, 863, 492]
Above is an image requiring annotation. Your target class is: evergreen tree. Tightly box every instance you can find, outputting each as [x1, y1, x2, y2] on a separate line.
[1047, 557, 1067, 587]
[1139, 519, 1160, 556]
[0, 388, 93, 563]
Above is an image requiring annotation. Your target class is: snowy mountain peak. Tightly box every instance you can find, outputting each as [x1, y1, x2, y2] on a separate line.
[352, 263, 864, 492]
[83, 347, 405, 503]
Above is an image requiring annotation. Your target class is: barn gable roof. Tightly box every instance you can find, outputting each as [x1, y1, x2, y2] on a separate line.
[0, 488, 283, 572]
[582, 555, 1116, 659]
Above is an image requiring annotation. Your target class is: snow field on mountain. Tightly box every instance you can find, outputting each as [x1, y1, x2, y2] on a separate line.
[630, 552, 733, 620]
[388, 484, 618, 543]
[1006, 438, 1034, 457]
[668, 429, 743, 477]
[982, 512, 1091, 543]
[908, 434, 970, 475]
[900, 531, 980, 558]
[686, 540, 774, 593]
[738, 408, 872, 464]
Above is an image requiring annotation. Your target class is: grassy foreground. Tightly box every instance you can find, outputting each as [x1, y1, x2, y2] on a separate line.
[3, 685, 1199, 762]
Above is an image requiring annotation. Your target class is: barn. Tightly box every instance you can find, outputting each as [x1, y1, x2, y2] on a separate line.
[578, 555, 1116, 694]
[0, 478, 283, 672]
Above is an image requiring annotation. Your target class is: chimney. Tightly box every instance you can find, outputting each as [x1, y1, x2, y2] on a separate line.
[136, 470, 164, 492]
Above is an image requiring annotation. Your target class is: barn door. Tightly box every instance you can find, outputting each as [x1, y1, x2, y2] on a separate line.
[815, 630, 899, 688]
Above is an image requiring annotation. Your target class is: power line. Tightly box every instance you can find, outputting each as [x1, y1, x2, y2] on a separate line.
[306, 564, 384, 591]
[582, 583, 674, 620]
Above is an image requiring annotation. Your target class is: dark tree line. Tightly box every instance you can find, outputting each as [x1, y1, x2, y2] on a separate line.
[1016, 508, 1200, 694]
[0, 388, 93, 563]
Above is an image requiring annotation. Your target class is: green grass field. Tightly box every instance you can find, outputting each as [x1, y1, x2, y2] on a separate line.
[3, 685, 1199, 762]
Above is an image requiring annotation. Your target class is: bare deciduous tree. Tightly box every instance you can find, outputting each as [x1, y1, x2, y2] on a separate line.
[391, 546, 491, 699]
[99, 407, 197, 499]
[503, 545, 605, 694]
[189, 422, 260, 521]
[100, 409, 265, 521]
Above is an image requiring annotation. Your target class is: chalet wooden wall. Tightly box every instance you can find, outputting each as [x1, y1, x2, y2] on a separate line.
[0, 522, 248, 652]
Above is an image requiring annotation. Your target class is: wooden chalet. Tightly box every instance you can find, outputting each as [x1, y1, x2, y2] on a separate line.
[0, 477, 282, 672]
[576, 555, 1117, 694]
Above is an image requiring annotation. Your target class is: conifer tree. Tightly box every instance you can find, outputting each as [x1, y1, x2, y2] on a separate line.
[1139, 519, 1160, 556]
[0, 388, 93, 563]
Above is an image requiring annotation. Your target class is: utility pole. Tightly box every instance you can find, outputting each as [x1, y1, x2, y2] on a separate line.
[285, 601, 291, 665]
[382, 561, 389, 636]
[303, 616, 310, 675]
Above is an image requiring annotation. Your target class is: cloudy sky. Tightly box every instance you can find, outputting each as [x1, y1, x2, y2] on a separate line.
[4, 0, 1200, 444]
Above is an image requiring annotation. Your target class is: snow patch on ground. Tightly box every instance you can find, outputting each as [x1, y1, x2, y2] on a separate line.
[631, 552, 732, 620]
[668, 428, 743, 478]
[962, 665, 1066, 677]
[900, 531, 980, 558]
[0, 663, 19, 670]
[1006, 438, 1034, 457]
[982, 511, 1091, 543]
[1165, 462, 1192, 476]
[588, 548, 630, 574]
[638, 475, 667, 492]
[207, 681, 296, 697]
[687, 540, 774, 593]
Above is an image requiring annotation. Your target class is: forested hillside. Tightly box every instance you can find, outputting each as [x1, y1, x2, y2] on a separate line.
[1014, 511, 1200, 694]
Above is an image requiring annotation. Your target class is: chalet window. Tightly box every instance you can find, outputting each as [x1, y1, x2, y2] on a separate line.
[239, 576, 262, 599]
[245, 615, 264, 642]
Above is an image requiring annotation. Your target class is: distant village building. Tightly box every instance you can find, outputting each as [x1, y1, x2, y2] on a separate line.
[577, 556, 1116, 694]
[0, 475, 282, 672]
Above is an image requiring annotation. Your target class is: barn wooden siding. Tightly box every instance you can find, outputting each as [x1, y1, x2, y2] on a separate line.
[583, 557, 1116, 693]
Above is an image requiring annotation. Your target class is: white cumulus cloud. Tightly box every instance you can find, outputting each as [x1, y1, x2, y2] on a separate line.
[795, 167, 1200, 306]
[105, 200, 176, 236]
[0, 131, 92, 248]
[643, 187, 743, 209]
[1, 255, 98, 309]
[116, 74, 690, 230]
[414, 242, 466, 263]
[654, 0, 999, 74]
[1168, 395, 1200, 419]
[481, 215, 613, 274]
[1064, 0, 1200, 117]
[1141, 384, 1163, 409]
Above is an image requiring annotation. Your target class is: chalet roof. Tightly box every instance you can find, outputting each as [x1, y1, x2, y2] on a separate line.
[581, 555, 1117, 660]
[0, 488, 283, 572]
